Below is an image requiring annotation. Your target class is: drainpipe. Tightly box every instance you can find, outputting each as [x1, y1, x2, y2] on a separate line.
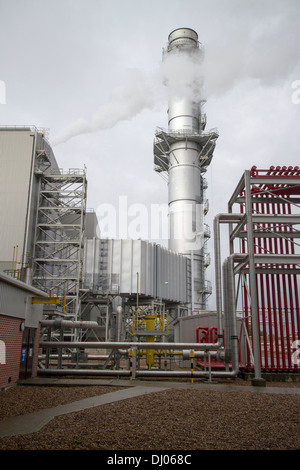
[22, 133, 36, 267]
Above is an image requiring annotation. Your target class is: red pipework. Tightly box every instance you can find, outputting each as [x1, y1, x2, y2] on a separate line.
[237, 166, 300, 372]
[250, 165, 257, 177]
[195, 327, 243, 370]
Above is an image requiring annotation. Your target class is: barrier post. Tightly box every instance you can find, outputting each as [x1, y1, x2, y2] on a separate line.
[190, 350, 194, 384]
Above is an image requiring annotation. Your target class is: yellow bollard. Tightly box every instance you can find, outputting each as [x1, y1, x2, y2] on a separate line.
[190, 350, 195, 384]
[129, 349, 133, 381]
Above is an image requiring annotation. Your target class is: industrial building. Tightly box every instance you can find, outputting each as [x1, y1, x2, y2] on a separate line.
[0, 28, 299, 388]
[0, 271, 47, 387]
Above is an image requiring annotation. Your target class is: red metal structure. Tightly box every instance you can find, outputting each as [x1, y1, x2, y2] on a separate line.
[240, 166, 300, 372]
[196, 166, 300, 375]
[196, 326, 242, 369]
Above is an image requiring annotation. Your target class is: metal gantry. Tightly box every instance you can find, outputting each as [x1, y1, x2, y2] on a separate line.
[32, 169, 87, 322]
[228, 166, 300, 377]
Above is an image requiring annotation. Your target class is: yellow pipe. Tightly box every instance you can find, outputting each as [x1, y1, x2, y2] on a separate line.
[137, 350, 182, 357]
[145, 312, 156, 369]
[131, 302, 170, 369]
[12, 246, 15, 274]
[136, 272, 139, 311]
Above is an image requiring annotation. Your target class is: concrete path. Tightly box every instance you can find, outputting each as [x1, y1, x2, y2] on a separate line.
[21, 376, 300, 394]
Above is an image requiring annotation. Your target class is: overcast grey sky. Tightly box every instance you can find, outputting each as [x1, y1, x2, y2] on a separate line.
[1, 0, 299, 307]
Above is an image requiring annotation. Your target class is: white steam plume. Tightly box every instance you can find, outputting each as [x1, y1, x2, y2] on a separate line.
[161, 47, 204, 101]
[51, 47, 207, 147]
[51, 5, 300, 148]
[51, 68, 160, 146]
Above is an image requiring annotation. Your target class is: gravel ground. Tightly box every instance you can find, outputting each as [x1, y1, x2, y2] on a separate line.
[0, 379, 299, 451]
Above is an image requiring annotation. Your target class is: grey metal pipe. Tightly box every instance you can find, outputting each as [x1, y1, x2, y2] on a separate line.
[222, 255, 230, 366]
[39, 341, 222, 350]
[37, 367, 237, 379]
[40, 350, 221, 362]
[135, 369, 237, 378]
[38, 354, 110, 360]
[38, 368, 130, 377]
[182, 349, 221, 360]
[116, 306, 123, 342]
[40, 320, 101, 329]
[222, 255, 240, 374]
[213, 213, 244, 347]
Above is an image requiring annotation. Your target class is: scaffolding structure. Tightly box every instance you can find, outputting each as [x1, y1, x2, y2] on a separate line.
[32, 169, 87, 322]
[228, 166, 300, 373]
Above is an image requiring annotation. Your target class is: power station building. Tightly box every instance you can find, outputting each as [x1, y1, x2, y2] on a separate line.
[0, 29, 299, 388]
[0, 124, 193, 386]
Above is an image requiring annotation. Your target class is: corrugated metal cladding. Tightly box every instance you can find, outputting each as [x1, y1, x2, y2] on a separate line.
[0, 280, 43, 327]
[83, 239, 189, 304]
[0, 128, 60, 271]
[0, 130, 34, 266]
[0, 282, 27, 320]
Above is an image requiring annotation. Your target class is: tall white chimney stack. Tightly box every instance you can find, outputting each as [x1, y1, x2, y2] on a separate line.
[154, 27, 218, 312]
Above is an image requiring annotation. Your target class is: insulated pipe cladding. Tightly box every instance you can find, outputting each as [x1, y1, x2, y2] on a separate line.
[154, 28, 218, 311]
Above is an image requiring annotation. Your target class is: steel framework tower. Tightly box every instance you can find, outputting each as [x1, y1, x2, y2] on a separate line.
[154, 28, 218, 312]
[32, 169, 87, 322]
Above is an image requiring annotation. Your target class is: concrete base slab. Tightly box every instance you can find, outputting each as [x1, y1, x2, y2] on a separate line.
[251, 378, 267, 387]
